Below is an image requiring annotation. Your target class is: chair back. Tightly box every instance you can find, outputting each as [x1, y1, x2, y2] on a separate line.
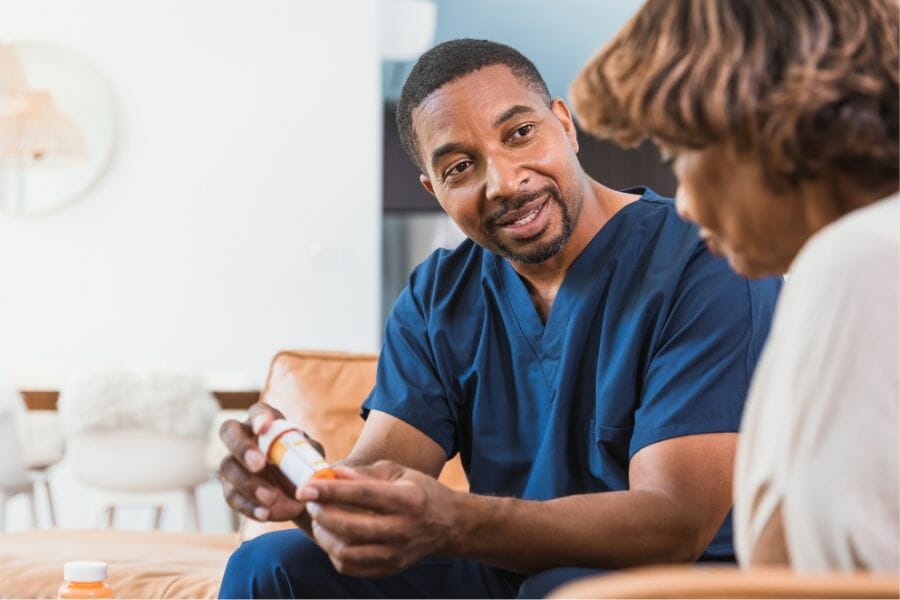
[0, 410, 28, 490]
[59, 369, 217, 492]
[260, 350, 468, 490]
[69, 430, 209, 492]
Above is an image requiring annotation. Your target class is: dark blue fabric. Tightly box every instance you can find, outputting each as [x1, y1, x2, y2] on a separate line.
[218, 529, 526, 598]
[363, 188, 781, 559]
[217, 531, 737, 599]
[515, 567, 608, 599]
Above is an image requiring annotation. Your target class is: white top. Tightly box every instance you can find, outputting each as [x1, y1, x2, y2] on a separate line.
[734, 195, 900, 573]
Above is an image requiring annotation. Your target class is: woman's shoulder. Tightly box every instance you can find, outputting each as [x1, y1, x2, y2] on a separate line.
[789, 194, 898, 283]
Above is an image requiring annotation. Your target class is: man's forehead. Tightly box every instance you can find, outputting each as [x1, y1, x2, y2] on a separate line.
[412, 65, 546, 150]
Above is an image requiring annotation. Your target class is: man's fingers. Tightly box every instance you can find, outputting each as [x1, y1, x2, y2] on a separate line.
[219, 456, 279, 507]
[247, 402, 284, 435]
[218, 419, 267, 473]
[312, 522, 404, 577]
[335, 543, 400, 569]
[306, 502, 405, 544]
[328, 544, 402, 577]
[303, 479, 425, 514]
[221, 479, 270, 521]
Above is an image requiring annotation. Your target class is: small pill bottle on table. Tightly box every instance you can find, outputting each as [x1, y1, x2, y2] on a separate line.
[58, 561, 113, 599]
[257, 419, 336, 489]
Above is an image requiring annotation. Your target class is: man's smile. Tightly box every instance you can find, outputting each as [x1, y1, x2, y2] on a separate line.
[498, 198, 550, 238]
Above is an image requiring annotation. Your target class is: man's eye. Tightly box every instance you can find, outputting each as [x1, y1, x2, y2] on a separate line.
[445, 160, 472, 179]
[512, 124, 534, 139]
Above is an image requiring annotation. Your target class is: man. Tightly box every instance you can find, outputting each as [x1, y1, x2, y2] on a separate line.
[218, 39, 781, 598]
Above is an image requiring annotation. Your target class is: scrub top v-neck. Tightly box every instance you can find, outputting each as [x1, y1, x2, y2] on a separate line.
[363, 187, 781, 559]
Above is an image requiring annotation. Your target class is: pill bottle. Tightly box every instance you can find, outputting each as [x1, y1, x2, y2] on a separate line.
[258, 419, 336, 489]
[58, 561, 113, 599]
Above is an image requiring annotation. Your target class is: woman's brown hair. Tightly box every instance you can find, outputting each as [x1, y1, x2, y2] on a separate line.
[571, 0, 899, 193]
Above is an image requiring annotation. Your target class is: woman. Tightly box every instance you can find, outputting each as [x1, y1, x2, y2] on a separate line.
[570, 0, 898, 573]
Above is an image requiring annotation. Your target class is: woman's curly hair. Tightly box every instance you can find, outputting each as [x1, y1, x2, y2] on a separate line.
[571, 0, 899, 193]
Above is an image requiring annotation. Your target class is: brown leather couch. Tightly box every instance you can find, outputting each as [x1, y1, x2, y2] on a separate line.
[550, 565, 900, 598]
[0, 350, 465, 599]
[3, 351, 894, 598]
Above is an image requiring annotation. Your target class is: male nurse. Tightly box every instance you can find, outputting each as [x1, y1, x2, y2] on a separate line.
[218, 39, 781, 599]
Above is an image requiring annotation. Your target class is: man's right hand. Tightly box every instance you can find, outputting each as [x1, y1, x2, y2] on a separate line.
[218, 402, 307, 522]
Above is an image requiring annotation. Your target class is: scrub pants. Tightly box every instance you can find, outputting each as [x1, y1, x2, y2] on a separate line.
[218, 529, 604, 599]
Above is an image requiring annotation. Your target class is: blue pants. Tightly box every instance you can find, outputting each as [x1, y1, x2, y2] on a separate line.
[218, 529, 604, 598]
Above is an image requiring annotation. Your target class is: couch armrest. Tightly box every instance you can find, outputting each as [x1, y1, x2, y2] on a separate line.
[549, 565, 900, 599]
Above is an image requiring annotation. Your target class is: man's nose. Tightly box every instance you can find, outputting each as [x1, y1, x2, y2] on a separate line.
[485, 153, 527, 202]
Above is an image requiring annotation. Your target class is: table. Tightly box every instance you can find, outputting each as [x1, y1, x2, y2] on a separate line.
[21, 390, 260, 411]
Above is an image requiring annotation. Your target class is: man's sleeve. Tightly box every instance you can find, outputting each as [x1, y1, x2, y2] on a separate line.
[361, 283, 458, 458]
[630, 245, 781, 457]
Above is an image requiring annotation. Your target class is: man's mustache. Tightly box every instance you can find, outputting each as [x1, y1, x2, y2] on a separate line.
[486, 186, 556, 231]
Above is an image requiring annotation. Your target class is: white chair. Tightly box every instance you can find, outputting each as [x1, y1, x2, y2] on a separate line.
[58, 369, 218, 531]
[20, 407, 64, 527]
[0, 388, 36, 532]
[0, 383, 62, 530]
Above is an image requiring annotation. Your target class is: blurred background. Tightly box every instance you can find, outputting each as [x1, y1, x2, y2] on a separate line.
[0, 0, 674, 534]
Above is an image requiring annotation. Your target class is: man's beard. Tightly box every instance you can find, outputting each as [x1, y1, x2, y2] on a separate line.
[486, 186, 575, 265]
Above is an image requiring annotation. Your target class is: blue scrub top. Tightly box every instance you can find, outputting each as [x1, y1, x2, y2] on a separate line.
[363, 188, 781, 559]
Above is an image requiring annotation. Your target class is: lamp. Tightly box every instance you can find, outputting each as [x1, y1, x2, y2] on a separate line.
[0, 44, 86, 215]
[0, 90, 85, 165]
[0, 45, 28, 119]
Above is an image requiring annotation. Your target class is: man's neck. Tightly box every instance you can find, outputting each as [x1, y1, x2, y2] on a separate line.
[509, 180, 639, 322]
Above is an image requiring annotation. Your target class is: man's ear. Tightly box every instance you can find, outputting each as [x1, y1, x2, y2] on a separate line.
[420, 174, 436, 196]
[551, 98, 579, 154]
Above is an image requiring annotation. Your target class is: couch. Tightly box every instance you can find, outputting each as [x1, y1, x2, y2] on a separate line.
[3, 351, 895, 599]
[0, 350, 466, 599]
[550, 565, 900, 598]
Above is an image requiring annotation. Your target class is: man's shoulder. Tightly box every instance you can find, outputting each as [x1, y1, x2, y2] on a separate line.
[618, 187, 699, 244]
[606, 187, 710, 276]
[406, 238, 490, 305]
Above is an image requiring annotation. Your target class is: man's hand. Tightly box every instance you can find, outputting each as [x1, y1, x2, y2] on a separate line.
[298, 460, 460, 577]
[218, 402, 311, 522]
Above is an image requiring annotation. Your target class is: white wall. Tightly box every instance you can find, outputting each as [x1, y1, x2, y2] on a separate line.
[0, 0, 382, 532]
[0, 0, 383, 390]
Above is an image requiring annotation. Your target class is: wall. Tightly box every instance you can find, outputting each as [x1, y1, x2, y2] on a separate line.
[0, 0, 382, 390]
[383, 0, 646, 100]
[0, 0, 382, 532]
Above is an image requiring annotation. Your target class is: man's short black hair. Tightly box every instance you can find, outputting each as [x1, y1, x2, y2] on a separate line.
[397, 38, 552, 173]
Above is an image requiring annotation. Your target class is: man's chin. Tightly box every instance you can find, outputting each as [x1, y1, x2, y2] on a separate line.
[499, 233, 568, 265]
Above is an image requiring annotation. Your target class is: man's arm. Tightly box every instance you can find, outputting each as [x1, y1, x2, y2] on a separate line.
[449, 432, 735, 571]
[301, 431, 736, 576]
[341, 409, 448, 478]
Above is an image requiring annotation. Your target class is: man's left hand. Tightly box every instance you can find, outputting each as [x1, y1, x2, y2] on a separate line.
[297, 460, 460, 577]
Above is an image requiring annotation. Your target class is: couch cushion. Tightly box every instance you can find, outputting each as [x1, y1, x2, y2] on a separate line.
[240, 350, 468, 541]
[259, 350, 467, 490]
[261, 350, 379, 462]
[0, 528, 236, 599]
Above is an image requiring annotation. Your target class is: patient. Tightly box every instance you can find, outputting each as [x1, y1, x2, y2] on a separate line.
[571, 0, 899, 573]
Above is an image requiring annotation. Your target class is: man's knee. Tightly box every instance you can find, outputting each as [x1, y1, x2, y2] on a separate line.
[219, 529, 332, 599]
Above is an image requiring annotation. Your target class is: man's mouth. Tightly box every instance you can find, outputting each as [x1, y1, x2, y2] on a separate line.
[495, 196, 549, 229]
